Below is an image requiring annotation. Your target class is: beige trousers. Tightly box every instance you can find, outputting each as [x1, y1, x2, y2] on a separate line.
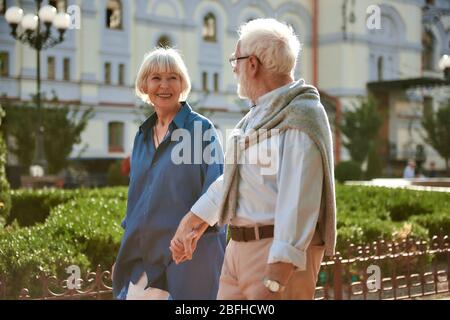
[217, 237, 325, 300]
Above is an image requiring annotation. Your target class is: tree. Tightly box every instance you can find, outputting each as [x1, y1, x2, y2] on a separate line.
[1, 96, 94, 174]
[339, 96, 383, 168]
[0, 104, 11, 226]
[42, 104, 94, 174]
[422, 99, 450, 173]
[0, 103, 35, 168]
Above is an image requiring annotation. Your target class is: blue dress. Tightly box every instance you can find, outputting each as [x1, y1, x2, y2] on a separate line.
[113, 102, 226, 299]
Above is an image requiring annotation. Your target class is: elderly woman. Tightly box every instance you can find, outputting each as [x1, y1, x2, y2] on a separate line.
[112, 48, 226, 300]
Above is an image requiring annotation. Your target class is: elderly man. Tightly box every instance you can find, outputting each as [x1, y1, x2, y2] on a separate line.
[170, 18, 336, 300]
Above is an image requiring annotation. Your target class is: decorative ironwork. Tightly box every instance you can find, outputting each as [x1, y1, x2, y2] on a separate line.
[315, 235, 450, 300]
[13, 265, 113, 300]
[1, 236, 448, 300]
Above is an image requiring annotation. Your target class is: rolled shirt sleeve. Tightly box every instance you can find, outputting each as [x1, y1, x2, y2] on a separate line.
[191, 174, 224, 226]
[267, 130, 324, 270]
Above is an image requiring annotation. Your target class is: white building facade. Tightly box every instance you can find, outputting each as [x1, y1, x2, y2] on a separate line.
[1, 0, 449, 177]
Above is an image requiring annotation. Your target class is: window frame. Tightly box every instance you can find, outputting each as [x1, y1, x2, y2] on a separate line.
[47, 56, 56, 80]
[106, 0, 123, 30]
[108, 121, 125, 153]
[63, 57, 70, 81]
[104, 62, 112, 85]
[0, 51, 9, 77]
[202, 12, 217, 42]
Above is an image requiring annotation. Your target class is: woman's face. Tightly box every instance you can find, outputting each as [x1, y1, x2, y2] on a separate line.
[146, 71, 183, 109]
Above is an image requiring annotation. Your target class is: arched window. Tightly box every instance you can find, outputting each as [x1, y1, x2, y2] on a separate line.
[1, 0, 7, 15]
[422, 31, 435, 70]
[108, 122, 124, 153]
[202, 12, 216, 42]
[156, 35, 172, 48]
[377, 56, 384, 81]
[106, 0, 122, 30]
[49, 0, 67, 12]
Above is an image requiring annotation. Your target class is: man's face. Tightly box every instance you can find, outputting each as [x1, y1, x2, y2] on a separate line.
[234, 43, 250, 99]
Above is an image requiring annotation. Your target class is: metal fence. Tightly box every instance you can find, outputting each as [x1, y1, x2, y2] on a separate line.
[315, 235, 450, 300]
[1, 235, 448, 300]
[0, 265, 113, 300]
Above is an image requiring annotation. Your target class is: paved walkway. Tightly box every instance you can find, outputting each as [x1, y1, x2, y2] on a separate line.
[346, 178, 450, 193]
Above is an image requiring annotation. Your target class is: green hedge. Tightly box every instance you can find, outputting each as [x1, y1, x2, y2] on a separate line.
[7, 187, 128, 227]
[0, 185, 449, 298]
[335, 184, 450, 252]
[0, 196, 126, 298]
[335, 161, 362, 183]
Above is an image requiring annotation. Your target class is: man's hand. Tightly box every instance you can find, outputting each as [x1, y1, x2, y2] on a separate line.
[265, 262, 295, 286]
[170, 211, 209, 264]
[251, 262, 295, 299]
[252, 281, 282, 300]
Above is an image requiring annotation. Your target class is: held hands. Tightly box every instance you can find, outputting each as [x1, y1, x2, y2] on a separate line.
[170, 211, 209, 264]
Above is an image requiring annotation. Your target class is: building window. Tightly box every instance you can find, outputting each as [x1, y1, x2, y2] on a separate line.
[0, 51, 9, 77]
[63, 57, 70, 81]
[118, 63, 125, 86]
[377, 56, 384, 81]
[202, 72, 208, 92]
[1, 0, 6, 15]
[108, 122, 124, 153]
[104, 62, 111, 84]
[49, 0, 67, 12]
[156, 35, 171, 48]
[106, 0, 122, 30]
[202, 12, 216, 42]
[213, 73, 219, 92]
[422, 31, 435, 70]
[47, 56, 55, 80]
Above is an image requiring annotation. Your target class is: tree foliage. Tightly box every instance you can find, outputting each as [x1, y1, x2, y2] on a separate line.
[1, 97, 94, 174]
[339, 96, 383, 167]
[422, 99, 450, 173]
[0, 104, 12, 226]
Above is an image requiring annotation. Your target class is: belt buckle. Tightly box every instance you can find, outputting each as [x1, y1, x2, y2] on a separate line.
[254, 225, 260, 241]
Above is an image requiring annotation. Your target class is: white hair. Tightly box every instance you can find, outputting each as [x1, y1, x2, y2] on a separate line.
[238, 18, 301, 77]
[135, 48, 191, 103]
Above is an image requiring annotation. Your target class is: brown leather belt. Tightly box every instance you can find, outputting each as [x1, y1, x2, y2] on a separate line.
[229, 225, 274, 242]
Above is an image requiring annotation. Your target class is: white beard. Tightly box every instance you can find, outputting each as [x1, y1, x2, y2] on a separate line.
[237, 71, 250, 99]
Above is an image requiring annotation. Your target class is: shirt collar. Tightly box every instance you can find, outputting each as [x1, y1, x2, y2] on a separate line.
[138, 102, 192, 138]
[172, 101, 192, 129]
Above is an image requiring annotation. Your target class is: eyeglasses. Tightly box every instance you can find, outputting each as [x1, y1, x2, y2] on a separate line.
[228, 55, 263, 69]
[228, 55, 250, 68]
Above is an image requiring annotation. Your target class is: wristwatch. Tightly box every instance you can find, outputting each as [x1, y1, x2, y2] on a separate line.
[262, 277, 285, 293]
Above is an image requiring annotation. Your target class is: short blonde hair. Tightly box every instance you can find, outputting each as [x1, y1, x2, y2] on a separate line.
[238, 18, 301, 77]
[135, 48, 191, 104]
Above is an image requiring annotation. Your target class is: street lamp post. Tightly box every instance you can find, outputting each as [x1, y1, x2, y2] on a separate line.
[5, 0, 70, 177]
